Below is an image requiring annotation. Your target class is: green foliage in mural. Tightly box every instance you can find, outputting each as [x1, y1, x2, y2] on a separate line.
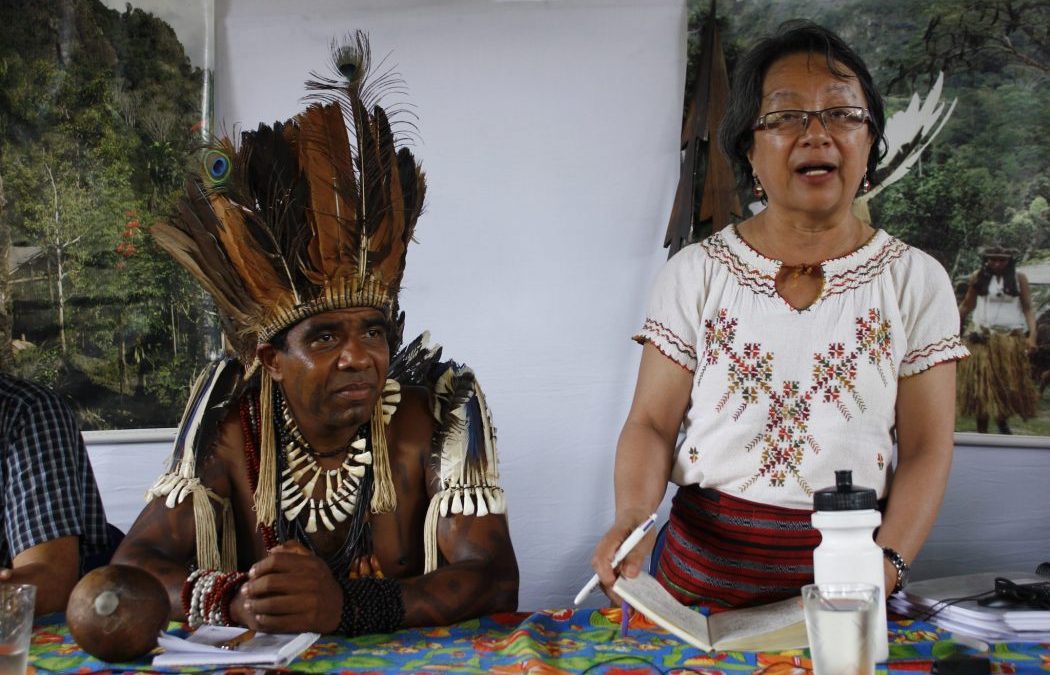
[687, 0, 1049, 284]
[0, 0, 217, 428]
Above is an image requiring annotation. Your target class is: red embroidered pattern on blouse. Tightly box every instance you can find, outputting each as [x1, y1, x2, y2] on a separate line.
[823, 238, 908, 298]
[702, 232, 908, 300]
[636, 318, 697, 371]
[700, 308, 894, 495]
[700, 236, 777, 297]
[902, 335, 964, 366]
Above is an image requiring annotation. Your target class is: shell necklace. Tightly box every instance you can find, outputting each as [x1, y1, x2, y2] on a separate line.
[278, 401, 372, 534]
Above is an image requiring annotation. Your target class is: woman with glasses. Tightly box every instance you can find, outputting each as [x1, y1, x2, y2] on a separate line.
[590, 21, 968, 611]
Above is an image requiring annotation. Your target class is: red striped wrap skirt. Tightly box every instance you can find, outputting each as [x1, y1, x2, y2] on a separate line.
[654, 485, 820, 612]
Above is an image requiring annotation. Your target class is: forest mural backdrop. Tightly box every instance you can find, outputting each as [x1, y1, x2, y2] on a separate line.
[0, 0, 1046, 433]
[0, 0, 215, 428]
[681, 0, 1048, 434]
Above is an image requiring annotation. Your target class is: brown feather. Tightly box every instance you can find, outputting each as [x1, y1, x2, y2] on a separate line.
[172, 187, 254, 312]
[368, 104, 405, 285]
[390, 149, 426, 290]
[152, 219, 255, 332]
[300, 103, 359, 282]
[207, 193, 289, 308]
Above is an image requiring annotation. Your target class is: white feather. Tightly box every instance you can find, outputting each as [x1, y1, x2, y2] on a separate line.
[858, 72, 956, 204]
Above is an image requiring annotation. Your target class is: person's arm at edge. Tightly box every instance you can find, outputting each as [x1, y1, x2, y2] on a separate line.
[0, 536, 80, 614]
[875, 361, 956, 597]
[592, 343, 691, 589]
[958, 272, 978, 329]
[0, 382, 103, 615]
[1019, 273, 1038, 349]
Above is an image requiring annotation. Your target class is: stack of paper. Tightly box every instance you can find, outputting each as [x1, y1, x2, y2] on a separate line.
[153, 626, 320, 668]
[889, 572, 1050, 642]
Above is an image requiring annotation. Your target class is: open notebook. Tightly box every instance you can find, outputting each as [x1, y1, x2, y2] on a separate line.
[153, 626, 320, 667]
[613, 571, 808, 652]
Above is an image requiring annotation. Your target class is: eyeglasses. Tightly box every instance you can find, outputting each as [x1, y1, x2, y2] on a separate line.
[752, 106, 870, 135]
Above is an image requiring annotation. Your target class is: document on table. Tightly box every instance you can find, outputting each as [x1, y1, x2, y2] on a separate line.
[890, 572, 1050, 642]
[153, 626, 320, 667]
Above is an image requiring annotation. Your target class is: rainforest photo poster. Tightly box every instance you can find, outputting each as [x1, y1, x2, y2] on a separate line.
[0, 0, 217, 429]
[1, 0, 1047, 435]
[680, 0, 1047, 436]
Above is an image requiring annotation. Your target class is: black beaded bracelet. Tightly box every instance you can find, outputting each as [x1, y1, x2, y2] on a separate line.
[337, 577, 405, 636]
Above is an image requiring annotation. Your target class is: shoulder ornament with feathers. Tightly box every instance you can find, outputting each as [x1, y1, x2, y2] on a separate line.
[387, 332, 506, 574]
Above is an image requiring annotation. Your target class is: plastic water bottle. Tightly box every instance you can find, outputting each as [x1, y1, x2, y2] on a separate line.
[811, 469, 888, 662]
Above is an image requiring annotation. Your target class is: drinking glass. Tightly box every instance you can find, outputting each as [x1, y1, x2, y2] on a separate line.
[802, 582, 878, 675]
[0, 583, 35, 675]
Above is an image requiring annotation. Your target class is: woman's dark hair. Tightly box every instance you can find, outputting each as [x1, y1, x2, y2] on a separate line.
[717, 20, 887, 188]
[974, 258, 1020, 297]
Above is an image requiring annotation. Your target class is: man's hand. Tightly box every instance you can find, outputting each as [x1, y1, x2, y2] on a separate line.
[236, 541, 343, 634]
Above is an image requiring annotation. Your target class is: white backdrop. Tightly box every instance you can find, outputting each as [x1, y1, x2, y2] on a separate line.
[216, 0, 685, 611]
[86, 0, 1050, 613]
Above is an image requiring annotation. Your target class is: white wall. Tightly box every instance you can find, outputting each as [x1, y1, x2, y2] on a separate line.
[85, 429, 175, 536]
[85, 0, 1050, 613]
[915, 439, 1050, 579]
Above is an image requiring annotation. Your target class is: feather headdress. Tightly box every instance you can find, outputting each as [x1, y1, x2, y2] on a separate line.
[154, 31, 426, 363]
[152, 32, 426, 529]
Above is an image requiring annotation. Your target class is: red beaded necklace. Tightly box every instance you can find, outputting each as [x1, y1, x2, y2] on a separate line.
[239, 397, 278, 550]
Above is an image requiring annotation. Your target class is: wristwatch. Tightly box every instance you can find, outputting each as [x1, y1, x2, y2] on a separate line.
[882, 547, 910, 593]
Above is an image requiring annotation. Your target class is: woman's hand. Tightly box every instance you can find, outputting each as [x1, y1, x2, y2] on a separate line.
[591, 511, 657, 600]
[876, 363, 955, 602]
[591, 343, 691, 602]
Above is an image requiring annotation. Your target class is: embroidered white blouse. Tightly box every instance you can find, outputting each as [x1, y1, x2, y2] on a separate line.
[636, 226, 969, 510]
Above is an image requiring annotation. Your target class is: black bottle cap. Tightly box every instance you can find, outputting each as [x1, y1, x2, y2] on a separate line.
[813, 470, 877, 511]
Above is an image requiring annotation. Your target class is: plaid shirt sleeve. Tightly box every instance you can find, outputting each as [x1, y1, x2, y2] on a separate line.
[1, 376, 108, 568]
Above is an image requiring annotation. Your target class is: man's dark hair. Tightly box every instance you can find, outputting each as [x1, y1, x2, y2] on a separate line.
[717, 20, 887, 188]
[268, 326, 291, 352]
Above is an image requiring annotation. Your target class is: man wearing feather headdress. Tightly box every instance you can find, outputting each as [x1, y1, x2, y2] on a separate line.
[112, 33, 518, 635]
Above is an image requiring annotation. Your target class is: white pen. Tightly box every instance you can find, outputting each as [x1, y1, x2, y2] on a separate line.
[574, 513, 659, 606]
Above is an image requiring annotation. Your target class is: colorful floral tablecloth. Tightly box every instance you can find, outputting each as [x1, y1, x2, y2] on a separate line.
[28, 608, 1050, 674]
